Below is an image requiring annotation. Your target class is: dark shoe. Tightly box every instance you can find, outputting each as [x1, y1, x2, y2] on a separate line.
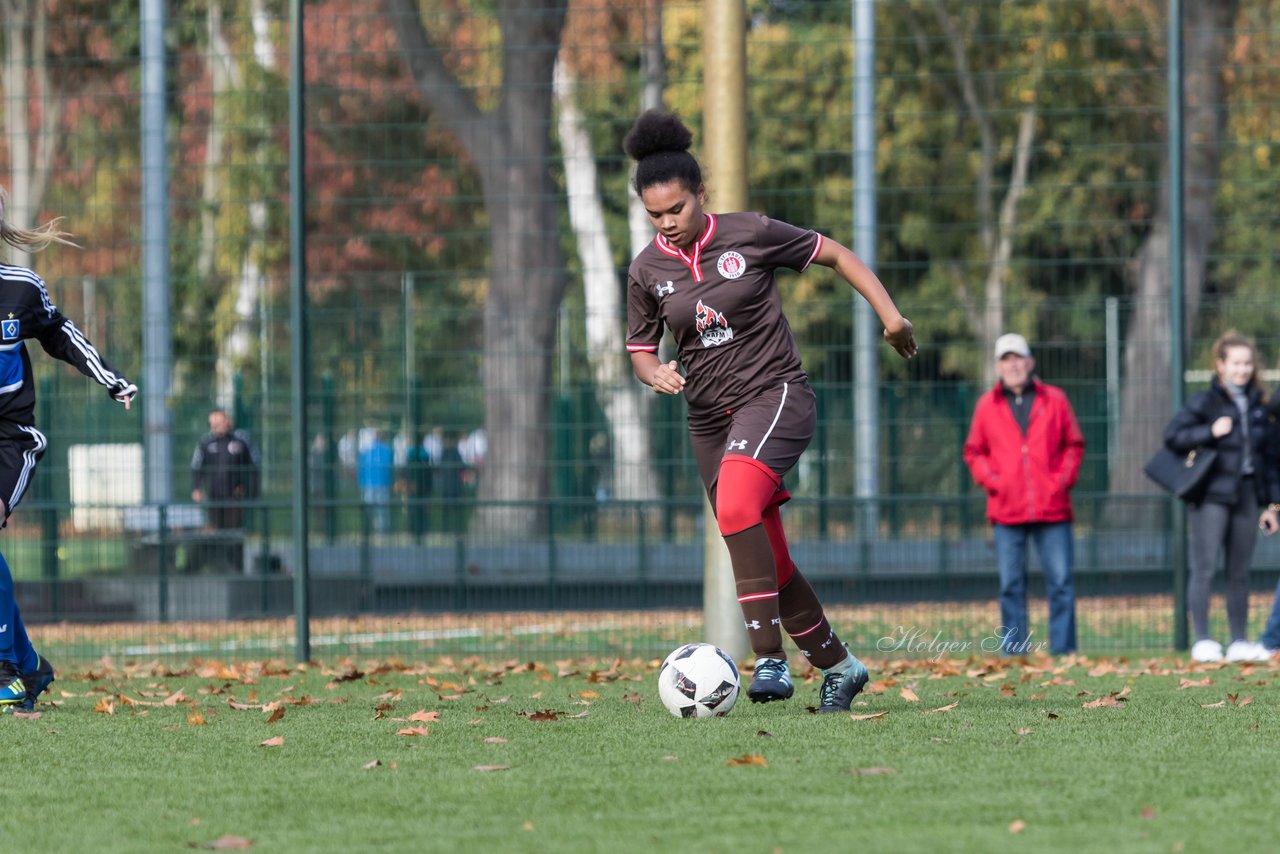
[747, 657, 794, 703]
[817, 648, 869, 713]
[0, 660, 25, 707]
[20, 655, 55, 711]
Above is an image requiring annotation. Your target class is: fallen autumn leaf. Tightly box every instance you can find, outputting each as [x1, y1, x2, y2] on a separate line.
[726, 753, 767, 767]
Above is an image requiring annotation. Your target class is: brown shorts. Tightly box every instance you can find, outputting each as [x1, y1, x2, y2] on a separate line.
[688, 381, 816, 497]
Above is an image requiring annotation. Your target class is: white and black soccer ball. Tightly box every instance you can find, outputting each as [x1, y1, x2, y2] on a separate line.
[657, 642, 740, 718]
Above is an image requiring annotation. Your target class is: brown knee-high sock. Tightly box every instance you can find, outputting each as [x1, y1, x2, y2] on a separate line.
[723, 524, 784, 659]
[778, 568, 846, 670]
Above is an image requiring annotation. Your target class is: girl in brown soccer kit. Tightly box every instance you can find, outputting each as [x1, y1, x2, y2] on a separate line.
[624, 110, 916, 712]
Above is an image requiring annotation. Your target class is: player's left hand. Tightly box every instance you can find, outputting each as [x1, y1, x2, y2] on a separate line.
[110, 381, 138, 410]
[883, 317, 917, 359]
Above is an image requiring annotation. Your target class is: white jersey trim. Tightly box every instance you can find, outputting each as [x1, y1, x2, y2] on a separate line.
[752, 382, 789, 458]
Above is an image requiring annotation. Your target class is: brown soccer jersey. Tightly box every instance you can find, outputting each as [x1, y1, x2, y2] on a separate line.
[626, 212, 822, 416]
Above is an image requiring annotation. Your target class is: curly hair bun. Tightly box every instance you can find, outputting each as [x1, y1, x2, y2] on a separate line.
[622, 110, 693, 161]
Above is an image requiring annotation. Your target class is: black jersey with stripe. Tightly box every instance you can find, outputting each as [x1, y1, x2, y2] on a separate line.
[0, 263, 132, 427]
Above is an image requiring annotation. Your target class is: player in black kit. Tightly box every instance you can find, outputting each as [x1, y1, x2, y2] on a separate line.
[624, 110, 916, 712]
[0, 189, 137, 711]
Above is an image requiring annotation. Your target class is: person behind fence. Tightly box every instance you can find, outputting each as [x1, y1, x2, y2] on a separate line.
[1163, 333, 1277, 663]
[964, 333, 1084, 656]
[402, 430, 433, 538]
[358, 428, 395, 534]
[190, 408, 260, 530]
[622, 109, 917, 712]
[0, 187, 137, 710]
[1247, 392, 1280, 658]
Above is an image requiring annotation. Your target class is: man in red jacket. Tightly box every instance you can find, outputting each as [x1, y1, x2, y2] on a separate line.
[964, 333, 1085, 655]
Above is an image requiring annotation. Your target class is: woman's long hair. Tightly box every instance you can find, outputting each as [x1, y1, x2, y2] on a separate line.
[0, 186, 78, 252]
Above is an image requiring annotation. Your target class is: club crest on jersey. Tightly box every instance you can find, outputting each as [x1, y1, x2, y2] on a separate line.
[716, 251, 747, 280]
[694, 299, 734, 347]
[655, 280, 675, 297]
[1, 318, 18, 340]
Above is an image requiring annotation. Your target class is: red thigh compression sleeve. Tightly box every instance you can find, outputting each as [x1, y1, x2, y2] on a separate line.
[715, 456, 782, 537]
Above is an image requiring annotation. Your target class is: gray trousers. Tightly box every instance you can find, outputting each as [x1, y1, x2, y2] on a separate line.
[1188, 477, 1258, 642]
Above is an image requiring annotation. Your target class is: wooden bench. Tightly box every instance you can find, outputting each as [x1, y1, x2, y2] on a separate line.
[122, 505, 246, 575]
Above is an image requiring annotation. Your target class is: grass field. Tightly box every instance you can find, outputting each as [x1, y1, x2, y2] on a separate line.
[5, 649, 1277, 853]
[26, 593, 1229, 665]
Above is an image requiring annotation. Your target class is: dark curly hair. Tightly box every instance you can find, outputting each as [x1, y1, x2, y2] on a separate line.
[622, 110, 703, 197]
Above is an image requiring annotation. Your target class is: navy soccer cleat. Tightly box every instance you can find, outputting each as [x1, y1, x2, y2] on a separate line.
[817, 649, 870, 713]
[746, 657, 794, 703]
[20, 655, 55, 711]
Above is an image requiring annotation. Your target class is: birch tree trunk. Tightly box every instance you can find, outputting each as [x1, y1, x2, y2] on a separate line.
[2, 0, 63, 269]
[208, 0, 275, 410]
[554, 60, 658, 504]
[930, 2, 1040, 386]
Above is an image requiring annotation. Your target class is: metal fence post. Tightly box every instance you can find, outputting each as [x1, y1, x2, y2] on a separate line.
[38, 377, 60, 616]
[158, 502, 169, 622]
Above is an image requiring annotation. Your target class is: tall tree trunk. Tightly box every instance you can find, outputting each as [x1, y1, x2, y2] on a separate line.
[1108, 0, 1237, 517]
[384, 0, 569, 537]
[554, 59, 658, 504]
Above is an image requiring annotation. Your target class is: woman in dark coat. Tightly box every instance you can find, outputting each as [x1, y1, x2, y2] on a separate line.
[1163, 333, 1278, 662]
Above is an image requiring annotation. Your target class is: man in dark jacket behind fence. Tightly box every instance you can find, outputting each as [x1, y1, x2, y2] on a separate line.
[963, 333, 1085, 656]
[191, 408, 260, 531]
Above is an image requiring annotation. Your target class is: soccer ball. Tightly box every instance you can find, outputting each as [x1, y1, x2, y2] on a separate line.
[656, 642, 740, 718]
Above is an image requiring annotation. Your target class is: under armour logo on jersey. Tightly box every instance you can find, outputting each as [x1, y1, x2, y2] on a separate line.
[726, 439, 747, 451]
[745, 619, 762, 630]
[1, 318, 18, 340]
[655, 280, 675, 297]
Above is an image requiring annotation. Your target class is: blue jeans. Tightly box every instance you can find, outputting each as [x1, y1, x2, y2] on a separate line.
[993, 522, 1077, 655]
[362, 486, 392, 533]
[1260, 578, 1280, 651]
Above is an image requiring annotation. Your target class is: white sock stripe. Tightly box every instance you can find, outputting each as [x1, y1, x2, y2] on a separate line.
[736, 591, 779, 603]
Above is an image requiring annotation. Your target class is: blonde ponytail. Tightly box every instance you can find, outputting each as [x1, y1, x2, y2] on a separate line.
[0, 186, 79, 252]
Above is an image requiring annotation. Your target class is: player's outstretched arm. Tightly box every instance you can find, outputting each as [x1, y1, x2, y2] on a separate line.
[813, 237, 917, 360]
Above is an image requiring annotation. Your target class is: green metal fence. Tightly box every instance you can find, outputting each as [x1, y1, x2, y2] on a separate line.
[4, 1, 1280, 663]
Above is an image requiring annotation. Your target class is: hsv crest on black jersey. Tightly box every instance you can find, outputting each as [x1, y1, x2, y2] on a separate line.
[0, 263, 132, 427]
